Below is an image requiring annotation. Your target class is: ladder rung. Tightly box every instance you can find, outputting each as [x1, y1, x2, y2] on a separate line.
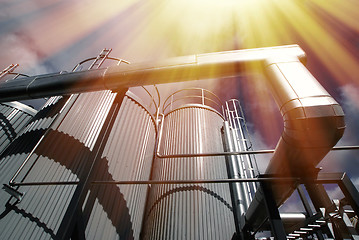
[308, 224, 321, 228]
[345, 210, 355, 213]
[316, 220, 326, 223]
[299, 228, 313, 231]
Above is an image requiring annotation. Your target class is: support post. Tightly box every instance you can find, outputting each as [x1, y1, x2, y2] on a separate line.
[260, 177, 287, 240]
[338, 173, 359, 217]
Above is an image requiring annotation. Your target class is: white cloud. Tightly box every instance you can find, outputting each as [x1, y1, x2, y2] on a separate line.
[0, 32, 53, 75]
[246, 128, 271, 174]
[338, 84, 359, 144]
[340, 85, 359, 111]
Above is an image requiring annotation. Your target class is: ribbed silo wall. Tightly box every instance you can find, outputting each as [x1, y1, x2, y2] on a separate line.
[142, 105, 236, 239]
[82, 92, 156, 240]
[0, 91, 117, 239]
[0, 102, 37, 154]
[0, 90, 157, 239]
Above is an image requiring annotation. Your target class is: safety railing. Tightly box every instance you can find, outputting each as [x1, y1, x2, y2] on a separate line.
[162, 88, 224, 116]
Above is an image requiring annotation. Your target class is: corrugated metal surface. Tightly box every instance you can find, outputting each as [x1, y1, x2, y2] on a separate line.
[0, 102, 37, 155]
[82, 95, 156, 240]
[0, 91, 118, 239]
[0, 95, 72, 240]
[17, 96, 66, 135]
[51, 91, 116, 150]
[0, 96, 69, 161]
[142, 105, 236, 240]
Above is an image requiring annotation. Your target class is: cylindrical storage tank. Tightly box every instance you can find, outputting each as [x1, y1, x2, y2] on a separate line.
[82, 91, 157, 240]
[142, 102, 236, 239]
[0, 56, 158, 239]
[0, 102, 37, 154]
[0, 90, 157, 240]
[0, 91, 117, 239]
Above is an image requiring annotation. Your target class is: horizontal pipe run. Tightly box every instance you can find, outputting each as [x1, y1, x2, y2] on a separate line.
[92, 178, 298, 185]
[9, 181, 80, 186]
[9, 172, 349, 187]
[157, 149, 275, 158]
[8, 145, 358, 186]
[10, 178, 296, 186]
[8, 146, 357, 187]
[156, 145, 359, 158]
[0, 45, 306, 102]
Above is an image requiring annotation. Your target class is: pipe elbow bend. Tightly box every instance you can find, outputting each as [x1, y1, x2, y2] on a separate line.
[264, 58, 346, 176]
[281, 97, 345, 149]
[244, 57, 346, 230]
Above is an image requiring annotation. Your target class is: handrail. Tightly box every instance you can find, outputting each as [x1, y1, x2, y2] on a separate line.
[162, 88, 223, 114]
[6, 72, 30, 80]
[140, 85, 161, 117]
[72, 56, 130, 72]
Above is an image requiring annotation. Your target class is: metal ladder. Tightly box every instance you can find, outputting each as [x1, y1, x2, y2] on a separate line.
[225, 99, 259, 200]
[0, 64, 19, 80]
[89, 48, 112, 69]
[287, 216, 327, 239]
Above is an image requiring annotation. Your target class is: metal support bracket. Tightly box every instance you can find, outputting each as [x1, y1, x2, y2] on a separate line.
[2, 184, 24, 202]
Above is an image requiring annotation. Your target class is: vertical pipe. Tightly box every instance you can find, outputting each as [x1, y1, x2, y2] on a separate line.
[232, 100, 258, 193]
[222, 121, 249, 233]
[230, 125, 252, 205]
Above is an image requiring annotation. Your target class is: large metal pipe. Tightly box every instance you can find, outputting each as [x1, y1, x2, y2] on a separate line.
[0, 45, 345, 231]
[0, 45, 305, 102]
[244, 56, 345, 229]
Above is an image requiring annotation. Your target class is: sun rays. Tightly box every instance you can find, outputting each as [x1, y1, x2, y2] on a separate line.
[0, 0, 357, 145]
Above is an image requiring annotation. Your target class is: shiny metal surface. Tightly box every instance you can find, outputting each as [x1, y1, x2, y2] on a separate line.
[225, 99, 259, 199]
[83, 94, 156, 240]
[222, 121, 250, 232]
[0, 45, 346, 238]
[0, 90, 157, 240]
[1, 102, 37, 116]
[0, 102, 37, 155]
[142, 105, 236, 239]
[244, 57, 345, 230]
[0, 90, 118, 239]
[52, 91, 116, 150]
[0, 45, 305, 102]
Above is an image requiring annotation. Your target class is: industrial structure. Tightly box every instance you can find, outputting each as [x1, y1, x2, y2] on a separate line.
[0, 46, 358, 239]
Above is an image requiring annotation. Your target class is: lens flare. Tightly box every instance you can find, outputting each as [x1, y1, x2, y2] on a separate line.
[0, 0, 357, 146]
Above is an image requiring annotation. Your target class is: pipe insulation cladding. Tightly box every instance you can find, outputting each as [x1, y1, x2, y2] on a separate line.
[0, 45, 306, 102]
[244, 56, 345, 230]
[0, 45, 345, 231]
